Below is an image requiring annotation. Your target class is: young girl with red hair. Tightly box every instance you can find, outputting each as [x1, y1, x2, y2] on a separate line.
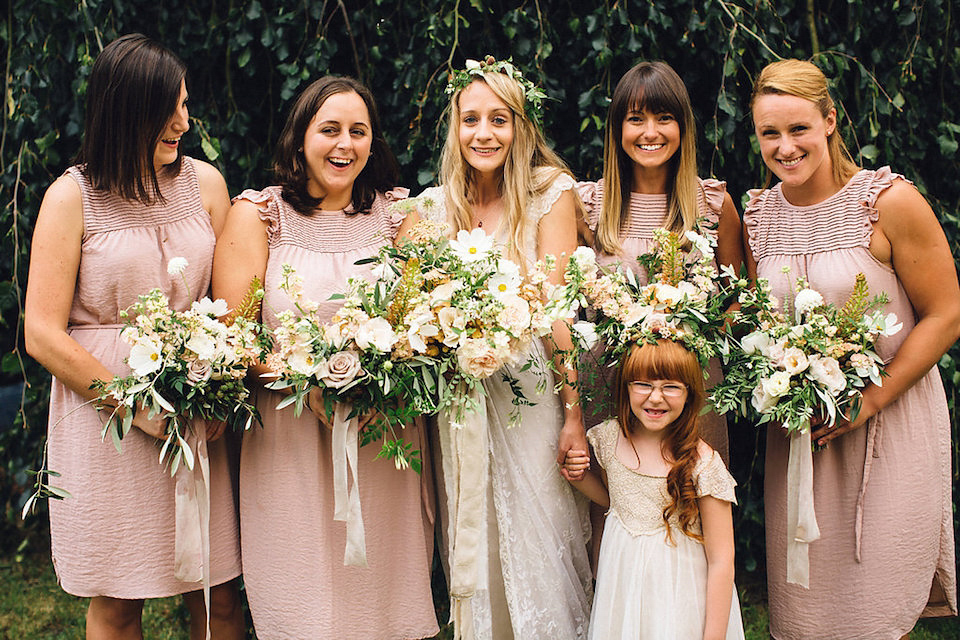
[565, 339, 744, 639]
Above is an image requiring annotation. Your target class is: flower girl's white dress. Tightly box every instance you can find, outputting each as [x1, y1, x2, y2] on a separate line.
[587, 419, 745, 639]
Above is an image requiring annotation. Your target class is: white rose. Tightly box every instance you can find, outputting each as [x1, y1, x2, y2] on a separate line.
[571, 246, 598, 276]
[781, 347, 809, 375]
[741, 330, 772, 355]
[571, 321, 599, 350]
[751, 383, 778, 413]
[288, 345, 324, 377]
[761, 371, 792, 398]
[651, 282, 684, 306]
[354, 317, 397, 353]
[186, 331, 217, 361]
[437, 306, 467, 347]
[457, 337, 503, 379]
[497, 295, 532, 334]
[808, 355, 846, 395]
[430, 280, 461, 306]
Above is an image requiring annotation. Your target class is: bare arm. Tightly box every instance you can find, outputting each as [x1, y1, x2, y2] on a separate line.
[538, 188, 590, 472]
[562, 449, 610, 506]
[715, 192, 744, 277]
[815, 179, 960, 444]
[24, 177, 166, 437]
[194, 159, 231, 238]
[699, 494, 736, 640]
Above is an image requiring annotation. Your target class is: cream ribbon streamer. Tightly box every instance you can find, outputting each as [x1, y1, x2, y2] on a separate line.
[438, 386, 488, 640]
[785, 427, 820, 587]
[332, 402, 367, 567]
[173, 420, 211, 638]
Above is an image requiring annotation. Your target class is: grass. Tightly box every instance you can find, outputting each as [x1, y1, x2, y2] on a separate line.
[0, 543, 956, 639]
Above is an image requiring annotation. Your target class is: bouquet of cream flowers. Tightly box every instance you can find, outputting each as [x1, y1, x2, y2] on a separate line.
[711, 270, 902, 434]
[92, 262, 266, 475]
[557, 227, 735, 371]
[267, 217, 562, 470]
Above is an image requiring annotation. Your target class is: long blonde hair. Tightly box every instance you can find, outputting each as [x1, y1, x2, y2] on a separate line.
[596, 61, 700, 256]
[439, 72, 579, 264]
[751, 59, 860, 187]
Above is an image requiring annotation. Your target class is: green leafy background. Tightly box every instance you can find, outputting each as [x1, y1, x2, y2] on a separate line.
[2, 0, 958, 594]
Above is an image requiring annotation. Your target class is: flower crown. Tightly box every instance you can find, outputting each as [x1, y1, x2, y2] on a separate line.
[445, 56, 548, 124]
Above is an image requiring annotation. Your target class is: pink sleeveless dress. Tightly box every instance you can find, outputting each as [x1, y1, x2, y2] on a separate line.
[236, 187, 438, 640]
[576, 178, 730, 463]
[46, 158, 241, 598]
[744, 167, 957, 639]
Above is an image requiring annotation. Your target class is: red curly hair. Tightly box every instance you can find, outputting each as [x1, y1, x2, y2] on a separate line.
[614, 339, 705, 543]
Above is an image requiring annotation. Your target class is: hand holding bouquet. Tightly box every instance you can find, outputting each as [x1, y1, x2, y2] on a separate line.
[711, 270, 902, 437]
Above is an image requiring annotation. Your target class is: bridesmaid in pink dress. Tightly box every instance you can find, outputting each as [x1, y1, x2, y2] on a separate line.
[746, 59, 958, 639]
[213, 76, 438, 639]
[24, 34, 244, 639]
[574, 61, 743, 570]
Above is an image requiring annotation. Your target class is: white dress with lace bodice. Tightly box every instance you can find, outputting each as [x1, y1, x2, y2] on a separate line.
[418, 173, 593, 639]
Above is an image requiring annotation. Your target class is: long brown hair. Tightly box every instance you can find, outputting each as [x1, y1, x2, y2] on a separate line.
[751, 59, 860, 187]
[615, 339, 705, 542]
[76, 33, 186, 203]
[596, 61, 700, 255]
[274, 76, 400, 214]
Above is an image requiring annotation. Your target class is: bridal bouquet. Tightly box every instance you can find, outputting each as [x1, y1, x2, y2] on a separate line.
[267, 216, 562, 471]
[710, 271, 902, 434]
[557, 227, 735, 370]
[92, 263, 265, 475]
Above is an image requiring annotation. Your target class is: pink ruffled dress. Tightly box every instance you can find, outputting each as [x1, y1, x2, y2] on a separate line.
[235, 187, 438, 640]
[744, 167, 957, 639]
[576, 178, 730, 462]
[46, 158, 241, 598]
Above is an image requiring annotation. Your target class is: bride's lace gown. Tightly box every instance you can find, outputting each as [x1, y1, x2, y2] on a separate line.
[419, 173, 593, 639]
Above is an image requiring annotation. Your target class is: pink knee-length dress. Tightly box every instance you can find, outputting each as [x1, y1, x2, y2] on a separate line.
[576, 178, 730, 462]
[47, 158, 241, 598]
[236, 186, 438, 640]
[744, 167, 957, 639]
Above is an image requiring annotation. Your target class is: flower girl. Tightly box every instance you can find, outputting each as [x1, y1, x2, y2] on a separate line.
[564, 338, 745, 639]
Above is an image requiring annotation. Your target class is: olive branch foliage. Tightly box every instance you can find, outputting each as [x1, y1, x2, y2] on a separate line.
[2, 0, 958, 574]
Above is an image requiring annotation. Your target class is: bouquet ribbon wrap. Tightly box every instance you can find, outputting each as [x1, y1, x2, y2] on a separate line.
[437, 385, 488, 640]
[173, 419, 212, 638]
[332, 402, 367, 566]
[785, 427, 821, 587]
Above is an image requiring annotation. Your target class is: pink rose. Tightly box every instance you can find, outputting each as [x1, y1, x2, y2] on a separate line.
[320, 350, 363, 389]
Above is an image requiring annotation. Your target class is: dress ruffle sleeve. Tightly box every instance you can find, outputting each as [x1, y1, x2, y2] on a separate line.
[859, 166, 912, 233]
[742, 187, 771, 260]
[693, 449, 738, 504]
[586, 419, 618, 471]
[575, 180, 603, 231]
[698, 178, 728, 228]
[530, 172, 575, 223]
[378, 187, 411, 239]
[234, 187, 282, 245]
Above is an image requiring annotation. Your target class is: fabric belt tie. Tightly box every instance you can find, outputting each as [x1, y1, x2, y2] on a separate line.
[332, 402, 367, 566]
[855, 412, 882, 562]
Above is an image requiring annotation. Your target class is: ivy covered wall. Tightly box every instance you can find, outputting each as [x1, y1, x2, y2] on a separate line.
[2, 0, 958, 571]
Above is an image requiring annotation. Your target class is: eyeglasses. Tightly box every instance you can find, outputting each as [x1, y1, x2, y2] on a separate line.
[627, 381, 687, 397]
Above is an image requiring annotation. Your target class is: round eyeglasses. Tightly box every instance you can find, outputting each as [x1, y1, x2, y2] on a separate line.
[627, 381, 687, 397]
